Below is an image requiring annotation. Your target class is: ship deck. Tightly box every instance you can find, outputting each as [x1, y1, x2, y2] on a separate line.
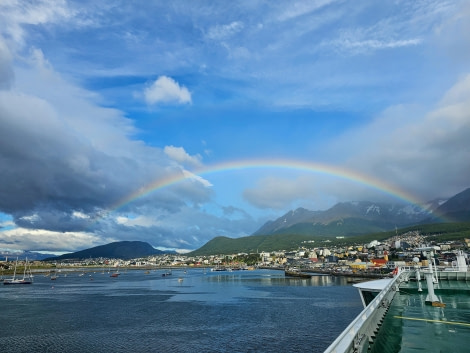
[369, 279, 470, 353]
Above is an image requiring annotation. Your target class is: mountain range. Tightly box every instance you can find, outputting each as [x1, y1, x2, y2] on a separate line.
[0, 250, 56, 261]
[252, 188, 470, 237]
[188, 187, 470, 256]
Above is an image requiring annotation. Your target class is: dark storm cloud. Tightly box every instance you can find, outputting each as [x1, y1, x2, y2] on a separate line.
[0, 91, 134, 214]
[0, 61, 213, 235]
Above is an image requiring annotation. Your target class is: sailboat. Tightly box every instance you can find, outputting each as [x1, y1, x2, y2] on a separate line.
[3, 257, 33, 285]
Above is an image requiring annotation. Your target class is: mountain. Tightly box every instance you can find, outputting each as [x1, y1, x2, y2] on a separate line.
[252, 188, 470, 237]
[189, 188, 470, 255]
[0, 250, 58, 261]
[253, 201, 436, 237]
[435, 188, 470, 222]
[44, 241, 175, 261]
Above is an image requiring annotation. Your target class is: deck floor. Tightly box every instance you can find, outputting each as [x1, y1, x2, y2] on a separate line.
[369, 280, 470, 353]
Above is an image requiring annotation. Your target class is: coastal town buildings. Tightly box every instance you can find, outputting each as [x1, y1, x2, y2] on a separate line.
[2, 231, 467, 275]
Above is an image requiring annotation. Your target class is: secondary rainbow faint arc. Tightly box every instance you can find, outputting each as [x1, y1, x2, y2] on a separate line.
[111, 158, 424, 212]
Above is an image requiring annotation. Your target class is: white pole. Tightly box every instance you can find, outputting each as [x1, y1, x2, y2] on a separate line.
[415, 266, 422, 292]
[424, 271, 439, 303]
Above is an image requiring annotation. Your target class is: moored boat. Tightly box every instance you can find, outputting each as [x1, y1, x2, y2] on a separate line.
[3, 257, 33, 285]
[211, 264, 228, 271]
[284, 267, 312, 278]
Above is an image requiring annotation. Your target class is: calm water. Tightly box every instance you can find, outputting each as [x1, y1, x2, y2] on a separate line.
[0, 269, 363, 353]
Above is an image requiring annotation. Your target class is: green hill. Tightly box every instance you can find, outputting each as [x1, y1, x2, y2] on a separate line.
[188, 233, 320, 256]
[189, 222, 470, 255]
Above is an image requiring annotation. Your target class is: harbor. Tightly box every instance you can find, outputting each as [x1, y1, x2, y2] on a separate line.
[0, 268, 362, 353]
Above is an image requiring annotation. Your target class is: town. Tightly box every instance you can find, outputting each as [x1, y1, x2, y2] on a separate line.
[2, 231, 468, 278]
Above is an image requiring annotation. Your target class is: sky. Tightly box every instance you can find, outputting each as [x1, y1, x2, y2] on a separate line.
[1, 0, 470, 254]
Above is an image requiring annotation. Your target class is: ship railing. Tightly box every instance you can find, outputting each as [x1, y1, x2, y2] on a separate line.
[324, 272, 405, 353]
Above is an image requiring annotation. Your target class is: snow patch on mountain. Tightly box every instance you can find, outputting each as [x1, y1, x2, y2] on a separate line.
[397, 204, 428, 216]
[366, 205, 381, 215]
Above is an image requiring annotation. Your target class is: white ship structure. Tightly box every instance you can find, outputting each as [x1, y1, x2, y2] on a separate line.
[324, 250, 469, 353]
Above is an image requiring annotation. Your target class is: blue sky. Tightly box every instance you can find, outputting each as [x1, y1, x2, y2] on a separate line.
[1, 0, 469, 253]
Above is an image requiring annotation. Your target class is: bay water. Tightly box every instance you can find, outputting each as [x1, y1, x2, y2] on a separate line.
[0, 269, 363, 352]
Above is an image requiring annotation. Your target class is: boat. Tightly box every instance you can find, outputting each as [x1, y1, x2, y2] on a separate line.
[284, 267, 312, 278]
[324, 250, 469, 353]
[3, 257, 34, 285]
[110, 269, 120, 277]
[110, 267, 120, 277]
[211, 263, 229, 271]
[162, 268, 172, 277]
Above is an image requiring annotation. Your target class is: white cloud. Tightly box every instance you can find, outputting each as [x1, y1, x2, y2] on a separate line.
[72, 211, 90, 219]
[164, 145, 202, 167]
[0, 227, 108, 252]
[19, 214, 41, 223]
[144, 76, 191, 105]
[439, 73, 470, 105]
[181, 170, 213, 188]
[243, 175, 322, 210]
[336, 38, 422, 53]
[275, 0, 336, 22]
[0, 219, 15, 229]
[327, 20, 423, 55]
[327, 74, 470, 201]
[206, 21, 244, 40]
[115, 215, 159, 227]
[157, 147, 213, 193]
[0, 0, 73, 46]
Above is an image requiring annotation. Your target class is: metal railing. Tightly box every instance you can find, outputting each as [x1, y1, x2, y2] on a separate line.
[324, 274, 402, 353]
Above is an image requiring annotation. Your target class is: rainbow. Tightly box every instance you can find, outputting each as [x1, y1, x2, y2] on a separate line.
[110, 158, 427, 212]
